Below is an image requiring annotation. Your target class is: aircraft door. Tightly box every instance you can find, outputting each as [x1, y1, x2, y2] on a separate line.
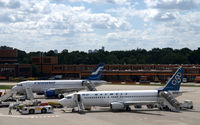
[77, 94, 81, 102]
[74, 94, 82, 104]
[81, 81, 84, 86]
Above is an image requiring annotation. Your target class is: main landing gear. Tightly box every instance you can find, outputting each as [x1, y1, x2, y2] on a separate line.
[126, 106, 131, 111]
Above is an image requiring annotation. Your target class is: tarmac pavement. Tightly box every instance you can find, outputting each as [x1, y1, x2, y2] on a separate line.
[0, 84, 200, 125]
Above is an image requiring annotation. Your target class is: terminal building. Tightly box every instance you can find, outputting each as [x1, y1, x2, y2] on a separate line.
[51, 64, 200, 83]
[0, 49, 32, 79]
[31, 56, 200, 83]
[0, 49, 200, 83]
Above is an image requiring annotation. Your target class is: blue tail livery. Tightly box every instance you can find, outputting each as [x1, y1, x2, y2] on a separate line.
[159, 67, 184, 91]
[88, 63, 104, 80]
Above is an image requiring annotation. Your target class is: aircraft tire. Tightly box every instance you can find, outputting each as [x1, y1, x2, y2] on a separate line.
[29, 109, 35, 114]
[165, 106, 170, 111]
[110, 104, 112, 110]
[60, 94, 64, 99]
[126, 107, 131, 111]
[41, 108, 47, 114]
[159, 107, 164, 110]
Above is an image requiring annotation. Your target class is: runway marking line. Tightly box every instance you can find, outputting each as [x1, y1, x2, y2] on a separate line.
[0, 113, 59, 119]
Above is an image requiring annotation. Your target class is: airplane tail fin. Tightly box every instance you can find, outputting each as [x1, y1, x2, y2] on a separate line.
[87, 63, 104, 80]
[159, 67, 184, 91]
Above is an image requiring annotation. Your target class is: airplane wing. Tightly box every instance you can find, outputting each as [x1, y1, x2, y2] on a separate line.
[123, 101, 158, 106]
[169, 90, 190, 97]
[174, 90, 192, 93]
[49, 88, 84, 94]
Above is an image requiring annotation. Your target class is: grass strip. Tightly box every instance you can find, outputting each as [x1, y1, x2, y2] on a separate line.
[0, 85, 14, 89]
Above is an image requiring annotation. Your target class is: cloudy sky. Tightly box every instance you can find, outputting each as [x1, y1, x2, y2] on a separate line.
[0, 0, 200, 52]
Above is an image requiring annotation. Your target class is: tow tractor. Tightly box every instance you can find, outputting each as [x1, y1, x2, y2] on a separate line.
[18, 105, 53, 115]
[0, 101, 10, 107]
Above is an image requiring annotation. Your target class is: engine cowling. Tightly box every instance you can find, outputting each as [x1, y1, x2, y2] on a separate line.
[57, 94, 64, 99]
[45, 90, 56, 98]
[110, 102, 125, 110]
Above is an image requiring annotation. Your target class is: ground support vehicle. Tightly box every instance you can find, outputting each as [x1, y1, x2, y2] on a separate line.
[0, 101, 9, 107]
[18, 105, 53, 115]
[48, 102, 63, 108]
[180, 100, 193, 110]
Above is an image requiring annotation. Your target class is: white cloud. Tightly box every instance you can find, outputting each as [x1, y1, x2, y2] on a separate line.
[68, 0, 131, 5]
[0, 0, 130, 33]
[145, 0, 200, 10]
[107, 7, 160, 22]
[104, 9, 200, 50]
[108, 0, 200, 22]
[152, 11, 177, 21]
[0, 0, 132, 52]
[0, 0, 200, 52]
[0, 0, 21, 9]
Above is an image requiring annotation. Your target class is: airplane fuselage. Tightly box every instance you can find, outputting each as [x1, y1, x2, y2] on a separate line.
[59, 90, 159, 108]
[59, 89, 182, 109]
[12, 80, 106, 94]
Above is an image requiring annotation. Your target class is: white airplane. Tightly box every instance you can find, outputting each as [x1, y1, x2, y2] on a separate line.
[59, 67, 184, 112]
[12, 63, 106, 98]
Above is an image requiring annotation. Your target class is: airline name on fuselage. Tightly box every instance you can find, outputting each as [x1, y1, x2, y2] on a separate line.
[34, 82, 56, 85]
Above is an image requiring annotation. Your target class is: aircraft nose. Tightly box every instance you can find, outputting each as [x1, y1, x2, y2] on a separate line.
[12, 86, 18, 91]
[59, 98, 67, 107]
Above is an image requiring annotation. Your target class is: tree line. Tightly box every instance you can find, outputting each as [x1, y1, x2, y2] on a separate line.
[1, 46, 200, 64]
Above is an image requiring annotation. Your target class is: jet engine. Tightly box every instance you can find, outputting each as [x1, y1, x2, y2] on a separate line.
[45, 90, 57, 98]
[110, 102, 125, 110]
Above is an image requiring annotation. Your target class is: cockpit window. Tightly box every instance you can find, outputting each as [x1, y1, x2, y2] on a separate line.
[17, 84, 22, 86]
[66, 96, 72, 99]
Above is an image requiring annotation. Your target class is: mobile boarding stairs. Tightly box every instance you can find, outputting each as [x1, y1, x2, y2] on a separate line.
[159, 91, 180, 112]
